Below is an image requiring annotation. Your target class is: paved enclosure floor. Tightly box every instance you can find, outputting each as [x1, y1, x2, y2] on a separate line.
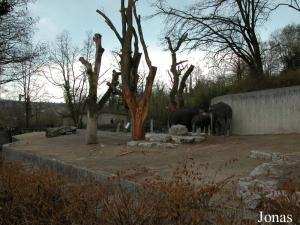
[8, 130, 300, 183]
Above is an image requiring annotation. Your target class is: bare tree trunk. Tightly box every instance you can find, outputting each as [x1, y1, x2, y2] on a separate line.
[86, 110, 98, 144]
[166, 35, 194, 110]
[80, 34, 121, 144]
[130, 107, 147, 140]
[80, 34, 104, 144]
[25, 97, 30, 128]
[97, 0, 157, 140]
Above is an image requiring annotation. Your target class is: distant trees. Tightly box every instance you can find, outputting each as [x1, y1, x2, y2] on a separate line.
[166, 34, 194, 111]
[0, 0, 11, 15]
[47, 31, 88, 128]
[97, 0, 157, 140]
[0, 0, 37, 84]
[268, 24, 300, 72]
[17, 42, 47, 128]
[154, 0, 274, 79]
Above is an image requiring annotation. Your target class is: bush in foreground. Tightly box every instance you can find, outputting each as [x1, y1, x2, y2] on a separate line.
[4, 160, 294, 224]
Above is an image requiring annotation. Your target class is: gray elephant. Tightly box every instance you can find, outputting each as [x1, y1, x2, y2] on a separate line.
[210, 102, 232, 136]
[169, 108, 202, 132]
[191, 112, 211, 134]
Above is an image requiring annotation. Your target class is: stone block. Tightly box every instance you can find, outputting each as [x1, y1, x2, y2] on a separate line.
[46, 126, 77, 138]
[171, 136, 195, 144]
[169, 125, 188, 136]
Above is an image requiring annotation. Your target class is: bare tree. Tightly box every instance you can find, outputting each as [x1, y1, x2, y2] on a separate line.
[47, 31, 87, 128]
[17, 42, 47, 128]
[97, 0, 157, 140]
[154, 0, 273, 79]
[0, 0, 37, 84]
[79, 33, 120, 144]
[272, 0, 300, 12]
[0, 0, 11, 15]
[268, 24, 300, 72]
[166, 34, 194, 111]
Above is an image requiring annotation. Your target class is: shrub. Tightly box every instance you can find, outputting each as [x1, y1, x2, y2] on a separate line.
[0, 160, 258, 225]
[0, 161, 107, 225]
[260, 178, 300, 224]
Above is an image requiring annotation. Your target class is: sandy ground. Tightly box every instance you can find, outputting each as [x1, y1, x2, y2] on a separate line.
[9, 130, 300, 183]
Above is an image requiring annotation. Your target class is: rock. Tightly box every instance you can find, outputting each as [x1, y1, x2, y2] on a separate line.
[171, 136, 195, 144]
[236, 177, 278, 209]
[249, 150, 272, 160]
[271, 152, 283, 161]
[169, 125, 188, 136]
[194, 136, 206, 143]
[138, 142, 157, 148]
[250, 161, 297, 178]
[145, 133, 172, 142]
[237, 178, 278, 197]
[46, 126, 76, 138]
[265, 190, 288, 200]
[249, 150, 283, 161]
[156, 143, 178, 149]
[237, 156, 300, 209]
[127, 141, 139, 147]
[283, 152, 300, 162]
[242, 192, 262, 209]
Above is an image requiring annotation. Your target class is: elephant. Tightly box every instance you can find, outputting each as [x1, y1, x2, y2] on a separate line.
[191, 112, 211, 134]
[169, 108, 202, 132]
[209, 102, 232, 136]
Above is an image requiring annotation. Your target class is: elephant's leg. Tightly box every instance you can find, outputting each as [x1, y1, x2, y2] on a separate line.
[217, 119, 225, 136]
[204, 124, 208, 134]
[212, 118, 216, 135]
[226, 118, 232, 136]
[221, 120, 226, 136]
[199, 124, 203, 133]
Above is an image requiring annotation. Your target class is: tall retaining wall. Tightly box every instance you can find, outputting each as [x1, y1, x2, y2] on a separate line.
[211, 85, 300, 135]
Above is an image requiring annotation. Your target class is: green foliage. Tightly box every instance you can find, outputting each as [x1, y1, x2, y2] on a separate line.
[185, 76, 230, 111]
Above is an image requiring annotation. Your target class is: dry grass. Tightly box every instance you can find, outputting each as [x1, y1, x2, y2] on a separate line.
[2, 160, 297, 225]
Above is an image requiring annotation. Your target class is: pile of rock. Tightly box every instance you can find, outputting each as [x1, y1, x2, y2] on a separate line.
[46, 126, 77, 138]
[127, 125, 206, 149]
[236, 150, 300, 209]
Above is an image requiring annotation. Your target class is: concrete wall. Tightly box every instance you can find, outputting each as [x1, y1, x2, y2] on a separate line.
[0, 130, 9, 150]
[81, 113, 129, 127]
[211, 85, 300, 135]
[1, 142, 140, 192]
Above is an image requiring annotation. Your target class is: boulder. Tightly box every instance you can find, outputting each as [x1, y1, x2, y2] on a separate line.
[237, 157, 300, 209]
[194, 136, 206, 143]
[283, 152, 300, 162]
[46, 126, 77, 138]
[171, 136, 195, 144]
[169, 125, 188, 136]
[156, 143, 178, 149]
[127, 141, 140, 147]
[250, 161, 297, 178]
[249, 150, 283, 161]
[236, 177, 278, 209]
[138, 142, 157, 148]
[145, 133, 172, 142]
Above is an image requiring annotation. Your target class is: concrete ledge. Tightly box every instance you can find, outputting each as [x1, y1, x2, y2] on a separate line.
[2, 143, 141, 192]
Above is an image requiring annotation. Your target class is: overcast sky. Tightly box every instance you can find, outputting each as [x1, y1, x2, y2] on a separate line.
[5, 0, 296, 102]
[29, 0, 300, 74]
[30, 0, 300, 46]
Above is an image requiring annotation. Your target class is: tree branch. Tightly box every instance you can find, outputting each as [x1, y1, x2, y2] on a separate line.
[96, 9, 123, 44]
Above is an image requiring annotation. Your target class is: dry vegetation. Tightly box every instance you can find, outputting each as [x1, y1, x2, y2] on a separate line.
[1, 160, 299, 225]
